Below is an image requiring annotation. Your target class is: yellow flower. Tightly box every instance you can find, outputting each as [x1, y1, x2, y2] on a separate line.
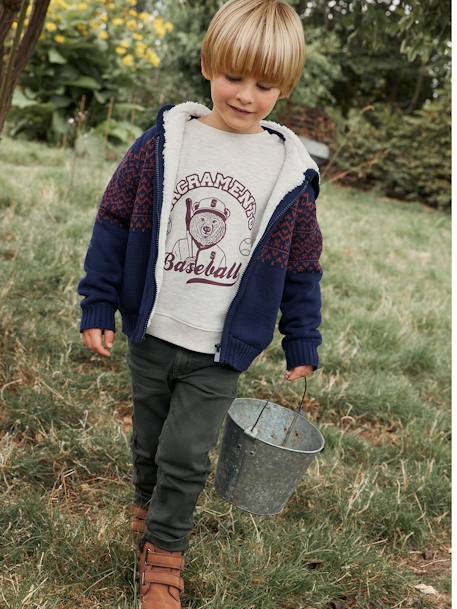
[147, 49, 160, 67]
[112, 17, 124, 26]
[11, 21, 17, 29]
[133, 33, 143, 41]
[139, 11, 151, 23]
[119, 40, 130, 48]
[126, 19, 137, 31]
[165, 22, 174, 33]
[98, 13, 108, 22]
[78, 2, 88, 10]
[153, 17, 166, 39]
[129, 0, 137, 5]
[115, 46, 127, 55]
[122, 54, 134, 67]
[135, 44, 146, 58]
[55, 34, 65, 43]
[46, 22, 58, 32]
[98, 31, 109, 40]
[128, 9, 138, 17]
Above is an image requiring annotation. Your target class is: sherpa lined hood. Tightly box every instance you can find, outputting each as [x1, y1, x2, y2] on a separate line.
[154, 100, 320, 195]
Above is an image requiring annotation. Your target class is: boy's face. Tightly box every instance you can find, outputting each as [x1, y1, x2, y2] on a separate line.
[201, 61, 286, 134]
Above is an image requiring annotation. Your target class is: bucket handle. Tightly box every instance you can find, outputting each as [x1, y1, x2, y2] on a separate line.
[247, 376, 309, 437]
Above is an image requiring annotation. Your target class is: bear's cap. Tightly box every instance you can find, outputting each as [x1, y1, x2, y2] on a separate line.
[193, 197, 230, 219]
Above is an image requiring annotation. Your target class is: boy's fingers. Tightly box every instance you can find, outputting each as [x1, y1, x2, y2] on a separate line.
[82, 329, 99, 351]
[104, 330, 115, 348]
[83, 329, 111, 357]
[86, 329, 101, 352]
[93, 330, 111, 356]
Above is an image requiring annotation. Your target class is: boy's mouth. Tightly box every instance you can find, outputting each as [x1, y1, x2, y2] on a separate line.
[228, 104, 252, 115]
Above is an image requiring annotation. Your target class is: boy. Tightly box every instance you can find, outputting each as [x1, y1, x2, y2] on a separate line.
[78, 0, 324, 607]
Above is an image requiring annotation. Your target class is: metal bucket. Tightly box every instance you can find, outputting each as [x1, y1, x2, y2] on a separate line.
[214, 377, 325, 515]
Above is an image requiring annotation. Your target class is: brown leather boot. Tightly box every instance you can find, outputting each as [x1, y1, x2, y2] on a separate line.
[131, 504, 148, 538]
[132, 505, 149, 583]
[139, 540, 185, 609]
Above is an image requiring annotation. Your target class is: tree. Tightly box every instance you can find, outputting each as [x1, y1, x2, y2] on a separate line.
[0, 0, 51, 136]
[291, 0, 450, 114]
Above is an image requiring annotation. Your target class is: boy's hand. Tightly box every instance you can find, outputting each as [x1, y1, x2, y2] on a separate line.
[82, 328, 116, 357]
[284, 365, 314, 381]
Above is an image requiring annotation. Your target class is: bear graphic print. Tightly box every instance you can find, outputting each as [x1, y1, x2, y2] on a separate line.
[146, 115, 286, 353]
[165, 184, 253, 287]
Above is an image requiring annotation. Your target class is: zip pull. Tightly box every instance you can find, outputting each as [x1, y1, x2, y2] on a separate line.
[214, 343, 221, 362]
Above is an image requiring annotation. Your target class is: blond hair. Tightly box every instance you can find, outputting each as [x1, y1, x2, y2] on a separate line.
[201, 0, 306, 99]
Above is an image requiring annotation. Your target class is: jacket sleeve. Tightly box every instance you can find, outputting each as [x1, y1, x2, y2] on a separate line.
[278, 174, 323, 371]
[77, 138, 145, 333]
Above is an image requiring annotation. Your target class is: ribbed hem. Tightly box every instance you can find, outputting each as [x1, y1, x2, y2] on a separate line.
[146, 313, 220, 354]
[80, 303, 116, 332]
[219, 336, 265, 372]
[282, 338, 320, 371]
[121, 312, 141, 339]
[118, 312, 317, 374]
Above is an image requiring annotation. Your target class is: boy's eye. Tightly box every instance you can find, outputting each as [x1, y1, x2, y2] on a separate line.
[225, 74, 272, 91]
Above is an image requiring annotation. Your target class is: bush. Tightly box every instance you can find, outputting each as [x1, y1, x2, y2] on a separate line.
[5, 0, 174, 144]
[331, 80, 451, 211]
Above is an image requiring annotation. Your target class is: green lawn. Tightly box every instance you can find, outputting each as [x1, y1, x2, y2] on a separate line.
[0, 135, 451, 609]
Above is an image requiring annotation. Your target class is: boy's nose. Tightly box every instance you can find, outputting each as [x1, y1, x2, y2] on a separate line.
[235, 96, 254, 109]
[235, 87, 255, 106]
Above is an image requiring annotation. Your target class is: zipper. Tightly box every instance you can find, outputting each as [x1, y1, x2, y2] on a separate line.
[213, 177, 309, 363]
[141, 134, 162, 339]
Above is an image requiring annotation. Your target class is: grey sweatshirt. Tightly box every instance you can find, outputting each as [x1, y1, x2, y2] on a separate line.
[146, 115, 286, 353]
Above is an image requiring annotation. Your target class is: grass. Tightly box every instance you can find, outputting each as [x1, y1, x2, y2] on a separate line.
[0, 134, 451, 609]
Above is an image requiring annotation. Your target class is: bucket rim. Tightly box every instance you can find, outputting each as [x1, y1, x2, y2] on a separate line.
[228, 397, 325, 455]
[222, 498, 283, 516]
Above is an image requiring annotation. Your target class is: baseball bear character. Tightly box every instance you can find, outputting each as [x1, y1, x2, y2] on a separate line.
[171, 196, 230, 271]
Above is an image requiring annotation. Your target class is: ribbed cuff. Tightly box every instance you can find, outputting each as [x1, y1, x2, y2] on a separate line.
[283, 338, 320, 371]
[80, 303, 116, 332]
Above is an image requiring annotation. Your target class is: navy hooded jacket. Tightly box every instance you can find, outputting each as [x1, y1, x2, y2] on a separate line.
[77, 101, 324, 373]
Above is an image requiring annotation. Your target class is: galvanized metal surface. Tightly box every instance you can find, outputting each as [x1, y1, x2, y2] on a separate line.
[215, 397, 325, 515]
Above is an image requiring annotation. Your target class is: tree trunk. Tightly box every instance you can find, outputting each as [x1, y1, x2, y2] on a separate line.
[0, 0, 51, 137]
